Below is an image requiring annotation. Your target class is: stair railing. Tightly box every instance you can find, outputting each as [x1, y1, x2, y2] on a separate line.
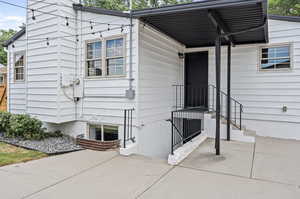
[172, 84, 243, 130]
[208, 84, 243, 130]
[168, 108, 203, 155]
[123, 108, 135, 148]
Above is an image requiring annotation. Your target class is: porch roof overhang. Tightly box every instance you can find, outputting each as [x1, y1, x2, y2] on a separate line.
[132, 0, 269, 48]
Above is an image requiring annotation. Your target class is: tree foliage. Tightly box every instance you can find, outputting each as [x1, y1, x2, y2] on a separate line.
[0, 29, 16, 66]
[269, 0, 300, 16]
[83, 0, 192, 10]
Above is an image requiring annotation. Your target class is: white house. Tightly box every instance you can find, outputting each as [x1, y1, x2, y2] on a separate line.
[4, 0, 300, 160]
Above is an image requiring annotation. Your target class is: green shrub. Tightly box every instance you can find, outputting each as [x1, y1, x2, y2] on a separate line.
[0, 111, 12, 133]
[6, 114, 46, 140]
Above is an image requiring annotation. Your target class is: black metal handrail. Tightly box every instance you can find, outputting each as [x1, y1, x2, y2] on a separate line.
[208, 84, 243, 130]
[123, 108, 135, 148]
[173, 84, 208, 110]
[173, 84, 243, 130]
[169, 108, 203, 155]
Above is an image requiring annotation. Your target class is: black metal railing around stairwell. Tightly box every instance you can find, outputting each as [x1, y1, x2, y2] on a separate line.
[169, 108, 204, 155]
[123, 108, 135, 148]
[173, 84, 208, 110]
[173, 84, 243, 130]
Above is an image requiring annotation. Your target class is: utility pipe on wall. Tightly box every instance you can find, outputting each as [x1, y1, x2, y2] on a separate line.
[126, 0, 135, 99]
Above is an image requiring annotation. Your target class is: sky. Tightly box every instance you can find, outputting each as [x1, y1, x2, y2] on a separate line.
[0, 0, 27, 30]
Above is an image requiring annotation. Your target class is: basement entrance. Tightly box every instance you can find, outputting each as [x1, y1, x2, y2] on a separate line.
[185, 51, 208, 109]
[181, 51, 208, 143]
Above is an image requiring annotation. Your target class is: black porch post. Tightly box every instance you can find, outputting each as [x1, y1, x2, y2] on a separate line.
[227, 45, 231, 141]
[215, 34, 221, 155]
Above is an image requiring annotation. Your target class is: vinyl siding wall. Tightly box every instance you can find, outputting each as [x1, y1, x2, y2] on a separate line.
[9, 0, 138, 128]
[7, 34, 26, 114]
[24, 0, 62, 122]
[206, 19, 300, 139]
[75, 11, 139, 127]
[138, 24, 184, 158]
[57, 0, 78, 122]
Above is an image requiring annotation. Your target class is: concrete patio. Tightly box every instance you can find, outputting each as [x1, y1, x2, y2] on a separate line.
[0, 136, 299, 199]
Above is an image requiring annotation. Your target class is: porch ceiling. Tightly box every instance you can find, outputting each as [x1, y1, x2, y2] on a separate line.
[132, 0, 268, 48]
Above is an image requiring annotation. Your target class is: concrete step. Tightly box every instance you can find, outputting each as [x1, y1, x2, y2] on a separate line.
[206, 112, 255, 142]
[243, 129, 257, 136]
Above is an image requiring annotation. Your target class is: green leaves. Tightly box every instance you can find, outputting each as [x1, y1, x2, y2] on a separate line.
[0, 29, 17, 66]
[269, 0, 300, 16]
[82, 0, 192, 10]
[6, 114, 45, 140]
[0, 112, 62, 140]
[0, 111, 11, 132]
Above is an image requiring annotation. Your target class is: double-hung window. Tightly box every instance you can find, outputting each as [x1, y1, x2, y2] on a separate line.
[106, 38, 125, 76]
[86, 41, 102, 77]
[86, 37, 125, 77]
[14, 52, 25, 81]
[260, 45, 291, 70]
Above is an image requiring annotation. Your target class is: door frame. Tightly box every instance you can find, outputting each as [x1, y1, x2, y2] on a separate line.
[184, 51, 209, 108]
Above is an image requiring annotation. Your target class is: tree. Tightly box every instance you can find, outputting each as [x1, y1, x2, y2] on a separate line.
[83, 0, 192, 11]
[269, 0, 300, 16]
[0, 29, 16, 66]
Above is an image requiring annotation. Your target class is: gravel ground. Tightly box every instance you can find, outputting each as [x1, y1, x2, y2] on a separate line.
[0, 133, 83, 154]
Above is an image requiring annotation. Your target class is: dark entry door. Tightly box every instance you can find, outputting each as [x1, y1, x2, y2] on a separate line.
[184, 51, 208, 108]
[183, 52, 208, 143]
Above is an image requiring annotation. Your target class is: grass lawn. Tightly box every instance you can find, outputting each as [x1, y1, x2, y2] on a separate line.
[0, 142, 47, 167]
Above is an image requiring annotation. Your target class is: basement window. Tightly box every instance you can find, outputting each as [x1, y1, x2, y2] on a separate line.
[260, 45, 291, 70]
[89, 124, 119, 141]
[14, 52, 25, 81]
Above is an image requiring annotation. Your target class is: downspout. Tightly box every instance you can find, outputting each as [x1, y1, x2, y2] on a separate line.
[125, 0, 135, 99]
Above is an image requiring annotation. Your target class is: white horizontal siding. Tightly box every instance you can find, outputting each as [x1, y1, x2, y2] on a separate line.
[138, 25, 183, 124]
[7, 34, 26, 114]
[137, 24, 184, 158]
[25, 0, 60, 122]
[208, 19, 300, 126]
[73, 11, 138, 126]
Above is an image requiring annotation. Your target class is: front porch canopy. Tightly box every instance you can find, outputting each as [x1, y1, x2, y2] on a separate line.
[133, 0, 269, 155]
[132, 0, 268, 47]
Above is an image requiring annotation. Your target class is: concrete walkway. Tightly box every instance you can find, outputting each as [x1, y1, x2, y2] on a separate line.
[0, 137, 300, 199]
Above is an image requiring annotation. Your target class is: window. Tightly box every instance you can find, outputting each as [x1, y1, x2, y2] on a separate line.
[0, 75, 4, 85]
[260, 45, 291, 70]
[106, 38, 125, 76]
[85, 37, 125, 77]
[14, 52, 25, 80]
[86, 41, 102, 77]
[89, 124, 119, 141]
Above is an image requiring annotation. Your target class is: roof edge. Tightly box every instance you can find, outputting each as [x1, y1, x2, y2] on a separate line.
[3, 28, 26, 47]
[132, 0, 266, 17]
[73, 3, 130, 18]
[269, 15, 300, 23]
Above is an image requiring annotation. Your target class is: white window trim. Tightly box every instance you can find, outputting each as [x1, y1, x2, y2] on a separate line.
[85, 34, 126, 79]
[86, 39, 102, 77]
[13, 51, 26, 82]
[88, 123, 119, 141]
[258, 43, 293, 72]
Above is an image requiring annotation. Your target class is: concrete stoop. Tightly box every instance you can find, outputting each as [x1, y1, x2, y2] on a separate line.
[203, 113, 255, 143]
